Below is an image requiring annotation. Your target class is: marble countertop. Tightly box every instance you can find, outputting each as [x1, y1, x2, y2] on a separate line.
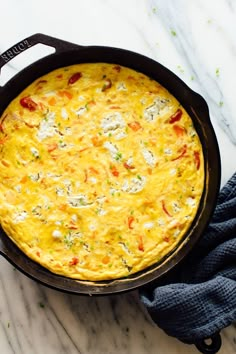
[0, 0, 235, 353]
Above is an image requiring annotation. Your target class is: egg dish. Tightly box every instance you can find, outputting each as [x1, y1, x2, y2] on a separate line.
[0, 63, 204, 280]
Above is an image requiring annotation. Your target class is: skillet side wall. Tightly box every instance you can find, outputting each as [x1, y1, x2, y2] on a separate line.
[0, 46, 221, 294]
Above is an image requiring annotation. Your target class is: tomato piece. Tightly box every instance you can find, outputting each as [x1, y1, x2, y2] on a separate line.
[68, 72, 82, 85]
[20, 97, 38, 111]
[69, 257, 79, 266]
[128, 121, 142, 132]
[169, 108, 183, 123]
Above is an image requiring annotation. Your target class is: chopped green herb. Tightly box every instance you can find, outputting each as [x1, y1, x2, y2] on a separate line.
[177, 65, 184, 74]
[108, 263, 113, 268]
[106, 179, 111, 185]
[152, 7, 157, 13]
[137, 175, 142, 180]
[98, 131, 102, 136]
[115, 152, 122, 161]
[190, 75, 195, 81]
[219, 101, 224, 107]
[171, 29, 177, 36]
[215, 68, 220, 77]
[64, 235, 73, 248]
[108, 133, 112, 137]
[38, 301, 45, 308]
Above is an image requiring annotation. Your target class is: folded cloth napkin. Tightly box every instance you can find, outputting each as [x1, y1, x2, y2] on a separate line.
[139, 172, 236, 344]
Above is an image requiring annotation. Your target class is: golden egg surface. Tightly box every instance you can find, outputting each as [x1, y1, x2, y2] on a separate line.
[0, 63, 204, 280]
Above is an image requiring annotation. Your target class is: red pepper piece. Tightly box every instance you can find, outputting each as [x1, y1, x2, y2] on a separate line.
[69, 221, 78, 230]
[20, 97, 38, 111]
[128, 216, 134, 229]
[110, 165, 119, 177]
[128, 121, 142, 132]
[68, 72, 82, 85]
[194, 151, 200, 170]
[163, 236, 170, 242]
[173, 124, 186, 137]
[162, 200, 172, 217]
[169, 108, 183, 124]
[69, 257, 79, 266]
[138, 236, 144, 251]
[123, 162, 135, 170]
[172, 144, 187, 161]
[36, 80, 47, 85]
[84, 169, 88, 183]
[102, 78, 112, 91]
[113, 65, 121, 72]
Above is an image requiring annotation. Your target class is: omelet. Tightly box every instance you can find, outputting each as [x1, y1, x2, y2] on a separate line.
[0, 63, 204, 281]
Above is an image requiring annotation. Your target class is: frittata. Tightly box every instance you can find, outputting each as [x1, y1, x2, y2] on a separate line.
[0, 63, 204, 280]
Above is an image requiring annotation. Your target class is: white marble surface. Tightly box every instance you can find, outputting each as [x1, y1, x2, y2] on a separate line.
[0, 0, 236, 353]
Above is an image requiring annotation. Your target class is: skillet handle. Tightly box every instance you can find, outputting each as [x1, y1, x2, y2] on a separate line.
[0, 33, 82, 71]
[195, 332, 222, 354]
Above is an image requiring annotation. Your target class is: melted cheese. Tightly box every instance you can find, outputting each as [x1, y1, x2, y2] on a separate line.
[0, 63, 204, 280]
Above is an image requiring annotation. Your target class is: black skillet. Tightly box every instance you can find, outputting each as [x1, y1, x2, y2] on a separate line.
[0, 34, 221, 353]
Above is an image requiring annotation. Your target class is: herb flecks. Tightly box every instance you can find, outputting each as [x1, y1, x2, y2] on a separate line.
[177, 65, 184, 74]
[115, 152, 122, 161]
[215, 68, 220, 77]
[171, 29, 177, 36]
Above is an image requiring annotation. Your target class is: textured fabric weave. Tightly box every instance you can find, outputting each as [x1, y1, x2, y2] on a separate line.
[139, 173, 236, 344]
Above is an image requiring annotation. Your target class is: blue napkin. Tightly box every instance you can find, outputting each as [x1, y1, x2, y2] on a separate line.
[140, 172, 236, 344]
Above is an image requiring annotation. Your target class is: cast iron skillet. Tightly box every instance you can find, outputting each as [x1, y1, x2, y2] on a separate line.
[0, 34, 221, 354]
